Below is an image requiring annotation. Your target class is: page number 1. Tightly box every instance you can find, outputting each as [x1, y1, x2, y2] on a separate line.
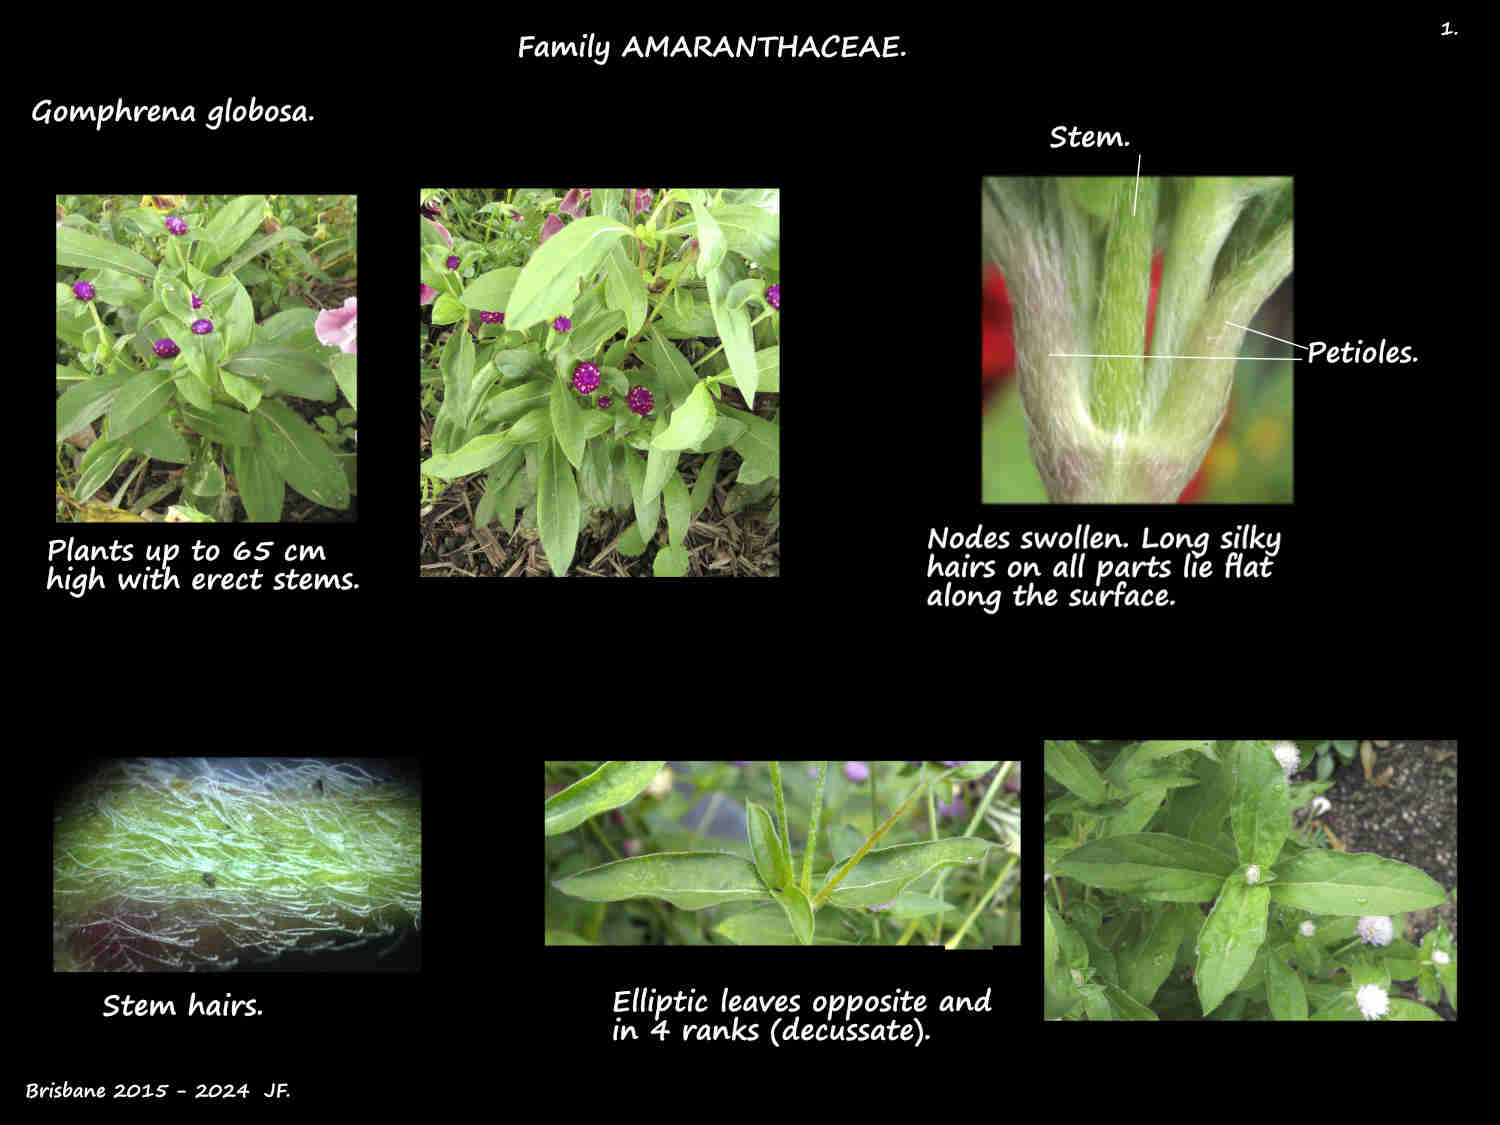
[1440, 21, 1457, 36]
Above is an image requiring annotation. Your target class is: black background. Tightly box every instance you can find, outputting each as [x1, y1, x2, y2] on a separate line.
[18, 14, 1476, 1108]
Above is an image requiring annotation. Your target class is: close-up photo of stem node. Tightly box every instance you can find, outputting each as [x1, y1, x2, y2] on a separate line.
[983, 177, 1292, 503]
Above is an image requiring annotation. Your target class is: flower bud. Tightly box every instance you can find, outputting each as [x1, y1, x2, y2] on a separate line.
[165, 216, 187, 235]
[1298, 920, 1316, 937]
[765, 283, 780, 311]
[190, 319, 213, 336]
[1273, 742, 1300, 777]
[552, 316, 572, 333]
[152, 338, 180, 358]
[72, 281, 95, 301]
[445, 254, 460, 270]
[1432, 949, 1450, 966]
[478, 310, 504, 324]
[1245, 864, 1261, 885]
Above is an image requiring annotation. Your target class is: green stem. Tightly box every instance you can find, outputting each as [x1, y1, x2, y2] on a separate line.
[768, 762, 792, 868]
[947, 854, 1017, 950]
[1089, 177, 1158, 431]
[802, 762, 829, 896]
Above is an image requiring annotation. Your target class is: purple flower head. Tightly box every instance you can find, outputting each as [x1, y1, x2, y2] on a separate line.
[315, 297, 358, 355]
[421, 198, 443, 219]
[190, 318, 214, 336]
[420, 283, 438, 306]
[559, 188, 589, 218]
[571, 362, 601, 395]
[511, 211, 523, 222]
[626, 385, 654, 416]
[164, 215, 187, 235]
[71, 280, 95, 301]
[153, 338, 180, 358]
[538, 213, 566, 246]
[633, 188, 653, 215]
[190, 293, 203, 310]
[552, 316, 572, 333]
[478, 310, 505, 325]
[844, 762, 869, 783]
[765, 283, 780, 311]
[597, 395, 612, 408]
[445, 254, 460, 270]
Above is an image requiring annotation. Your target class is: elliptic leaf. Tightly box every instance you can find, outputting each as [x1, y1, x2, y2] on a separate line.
[1195, 877, 1269, 1016]
[1268, 850, 1448, 916]
[1229, 740, 1292, 866]
[554, 852, 766, 910]
[1053, 833, 1237, 902]
[824, 838, 996, 908]
[544, 761, 667, 836]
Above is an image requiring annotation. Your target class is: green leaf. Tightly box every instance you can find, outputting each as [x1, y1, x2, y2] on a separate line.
[223, 345, 337, 402]
[107, 370, 176, 438]
[330, 353, 357, 412]
[1229, 740, 1292, 866]
[461, 266, 522, 312]
[719, 404, 779, 483]
[602, 243, 648, 337]
[549, 379, 586, 471]
[651, 380, 716, 451]
[714, 904, 855, 947]
[1122, 903, 1197, 1006]
[1268, 850, 1448, 916]
[754, 346, 780, 394]
[642, 325, 698, 408]
[652, 545, 690, 576]
[231, 443, 285, 522]
[1266, 947, 1309, 1020]
[1045, 741, 1110, 804]
[824, 838, 996, 908]
[725, 278, 764, 312]
[422, 433, 513, 481]
[769, 883, 815, 946]
[663, 471, 691, 548]
[431, 294, 465, 325]
[554, 851, 766, 910]
[56, 372, 133, 442]
[75, 438, 129, 501]
[180, 402, 255, 447]
[625, 451, 660, 544]
[253, 398, 350, 509]
[690, 196, 726, 274]
[57, 226, 155, 278]
[486, 378, 554, 424]
[194, 194, 266, 273]
[746, 801, 793, 893]
[1195, 877, 1269, 1016]
[220, 369, 262, 411]
[505, 215, 631, 332]
[537, 435, 580, 575]
[1053, 833, 1237, 902]
[705, 262, 758, 405]
[545, 760, 667, 836]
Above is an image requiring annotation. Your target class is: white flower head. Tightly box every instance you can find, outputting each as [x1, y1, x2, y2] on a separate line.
[1356, 983, 1390, 1020]
[1273, 741, 1300, 778]
[1356, 915, 1394, 946]
[1299, 920, 1317, 937]
[1245, 864, 1262, 885]
[1309, 796, 1331, 816]
[1432, 949, 1451, 966]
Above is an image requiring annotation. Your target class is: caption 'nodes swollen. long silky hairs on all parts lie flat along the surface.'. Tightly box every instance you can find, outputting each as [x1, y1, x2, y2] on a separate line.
[53, 758, 422, 972]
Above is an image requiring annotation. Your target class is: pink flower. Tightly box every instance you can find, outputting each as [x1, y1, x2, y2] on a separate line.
[316, 297, 358, 355]
[538, 213, 566, 247]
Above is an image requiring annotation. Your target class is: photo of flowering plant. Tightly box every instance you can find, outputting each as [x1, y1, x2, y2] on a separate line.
[1045, 741, 1455, 1019]
[56, 194, 357, 522]
[547, 762, 1019, 946]
[420, 188, 779, 576]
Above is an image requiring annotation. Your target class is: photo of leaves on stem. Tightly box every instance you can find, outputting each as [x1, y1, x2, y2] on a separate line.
[420, 189, 779, 577]
[53, 758, 420, 971]
[982, 178, 1293, 503]
[1044, 741, 1456, 1020]
[546, 762, 1019, 946]
[56, 194, 358, 523]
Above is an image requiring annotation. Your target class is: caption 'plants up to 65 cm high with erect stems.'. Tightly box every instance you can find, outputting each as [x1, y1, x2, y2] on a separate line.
[546, 762, 1019, 946]
[1044, 741, 1456, 1020]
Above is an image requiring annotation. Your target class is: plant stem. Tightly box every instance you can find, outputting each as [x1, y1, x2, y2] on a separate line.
[802, 762, 828, 896]
[1090, 177, 1158, 431]
[815, 765, 961, 907]
[768, 762, 792, 867]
